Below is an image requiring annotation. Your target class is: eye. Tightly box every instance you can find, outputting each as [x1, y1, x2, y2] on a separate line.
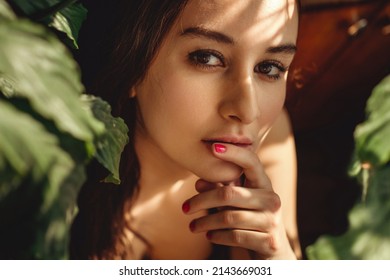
[255, 60, 287, 81]
[188, 49, 225, 69]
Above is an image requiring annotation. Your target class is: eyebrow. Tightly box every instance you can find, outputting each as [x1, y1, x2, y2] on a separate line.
[266, 44, 297, 55]
[180, 26, 297, 55]
[181, 26, 234, 44]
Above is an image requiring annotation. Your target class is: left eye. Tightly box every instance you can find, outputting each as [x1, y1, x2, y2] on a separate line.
[255, 61, 287, 80]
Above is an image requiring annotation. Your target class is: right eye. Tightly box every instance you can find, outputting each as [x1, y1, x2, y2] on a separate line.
[188, 49, 225, 69]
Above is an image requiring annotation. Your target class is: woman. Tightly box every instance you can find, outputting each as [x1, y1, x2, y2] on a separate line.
[71, 0, 300, 260]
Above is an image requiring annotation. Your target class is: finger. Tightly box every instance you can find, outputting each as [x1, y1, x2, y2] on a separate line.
[183, 185, 281, 215]
[195, 177, 243, 193]
[206, 229, 279, 258]
[189, 209, 275, 233]
[212, 143, 272, 189]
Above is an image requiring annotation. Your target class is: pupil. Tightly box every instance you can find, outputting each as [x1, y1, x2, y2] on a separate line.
[197, 53, 210, 64]
[260, 64, 272, 73]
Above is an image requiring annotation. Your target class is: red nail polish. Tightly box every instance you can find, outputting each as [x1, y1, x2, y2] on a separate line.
[182, 201, 190, 213]
[214, 144, 227, 153]
[189, 220, 196, 232]
[206, 231, 213, 240]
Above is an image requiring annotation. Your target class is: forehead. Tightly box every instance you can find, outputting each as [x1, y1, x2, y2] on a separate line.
[178, 0, 298, 44]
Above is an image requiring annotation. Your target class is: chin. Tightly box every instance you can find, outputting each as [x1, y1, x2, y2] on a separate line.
[195, 162, 243, 184]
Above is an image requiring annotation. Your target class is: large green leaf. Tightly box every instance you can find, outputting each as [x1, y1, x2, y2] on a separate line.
[0, 0, 15, 19]
[83, 95, 129, 184]
[307, 76, 390, 260]
[0, 2, 94, 258]
[9, 0, 68, 17]
[0, 100, 81, 259]
[0, 11, 104, 148]
[48, 2, 87, 48]
[353, 75, 390, 167]
[0, 100, 67, 197]
[0, 0, 129, 259]
[34, 163, 86, 259]
[9, 0, 86, 49]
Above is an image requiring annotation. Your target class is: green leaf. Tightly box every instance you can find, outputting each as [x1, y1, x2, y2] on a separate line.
[0, 13, 104, 147]
[9, 0, 66, 18]
[0, 99, 80, 213]
[308, 76, 390, 260]
[9, 0, 87, 49]
[0, 0, 129, 259]
[0, 99, 81, 259]
[35, 164, 86, 259]
[82, 95, 129, 184]
[306, 165, 390, 260]
[0, 6, 101, 258]
[353, 75, 390, 167]
[0, 100, 66, 190]
[0, 97, 92, 259]
[48, 2, 87, 48]
[0, 0, 16, 20]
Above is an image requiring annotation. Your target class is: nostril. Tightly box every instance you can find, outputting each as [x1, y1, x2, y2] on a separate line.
[228, 115, 241, 122]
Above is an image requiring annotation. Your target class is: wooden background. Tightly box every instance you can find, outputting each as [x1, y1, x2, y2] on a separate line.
[287, 0, 390, 258]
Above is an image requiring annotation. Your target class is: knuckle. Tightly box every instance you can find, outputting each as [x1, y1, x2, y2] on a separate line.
[221, 211, 237, 226]
[218, 186, 236, 203]
[231, 230, 245, 245]
[268, 192, 281, 212]
[265, 234, 278, 254]
[258, 234, 277, 259]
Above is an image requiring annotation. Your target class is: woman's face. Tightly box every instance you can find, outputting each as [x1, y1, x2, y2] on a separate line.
[134, 0, 299, 183]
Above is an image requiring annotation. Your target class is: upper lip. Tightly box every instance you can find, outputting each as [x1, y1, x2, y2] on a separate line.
[202, 136, 253, 146]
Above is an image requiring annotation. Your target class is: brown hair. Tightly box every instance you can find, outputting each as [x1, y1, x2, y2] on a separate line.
[70, 0, 189, 259]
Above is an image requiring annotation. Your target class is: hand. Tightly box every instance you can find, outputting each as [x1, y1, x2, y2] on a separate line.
[182, 143, 296, 259]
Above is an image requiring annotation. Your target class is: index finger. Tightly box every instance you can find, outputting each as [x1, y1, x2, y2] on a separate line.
[212, 143, 272, 189]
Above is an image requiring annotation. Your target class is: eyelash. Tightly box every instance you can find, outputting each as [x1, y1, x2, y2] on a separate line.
[188, 49, 225, 69]
[255, 60, 288, 81]
[187, 49, 288, 81]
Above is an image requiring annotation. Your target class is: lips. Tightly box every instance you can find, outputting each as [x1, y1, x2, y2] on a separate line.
[202, 136, 253, 148]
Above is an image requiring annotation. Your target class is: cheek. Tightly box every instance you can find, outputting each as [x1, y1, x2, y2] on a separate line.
[137, 70, 212, 131]
[157, 68, 219, 120]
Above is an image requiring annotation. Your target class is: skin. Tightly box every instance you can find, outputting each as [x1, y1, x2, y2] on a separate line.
[258, 109, 301, 258]
[131, 0, 299, 259]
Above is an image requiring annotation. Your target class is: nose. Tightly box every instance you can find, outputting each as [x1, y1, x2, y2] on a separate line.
[218, 74, 259, 124]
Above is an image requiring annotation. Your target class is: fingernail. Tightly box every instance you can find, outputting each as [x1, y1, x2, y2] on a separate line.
[214, 144, 227, 153]
[206, 231, 213, 240]
[189, 220, 196, 232]
[182, 201, 190, 213]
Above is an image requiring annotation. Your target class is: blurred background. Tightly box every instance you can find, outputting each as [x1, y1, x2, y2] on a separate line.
[287, 0, 390, 259]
